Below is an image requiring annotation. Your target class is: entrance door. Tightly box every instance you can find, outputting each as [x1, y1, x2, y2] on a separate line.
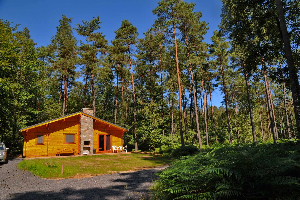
[99, 135, 104, 151]
[98, 135, 111, 151]
[106, 135, 111, 150]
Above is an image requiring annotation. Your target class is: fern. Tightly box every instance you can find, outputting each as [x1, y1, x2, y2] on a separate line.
[153, 140, 300, 200]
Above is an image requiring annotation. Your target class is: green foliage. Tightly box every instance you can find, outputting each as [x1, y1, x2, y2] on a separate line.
[153, 140, 300, 199]
[171, 145, 199, 158]
[159, 145, 174, 156]
[0, 20, 45, 155]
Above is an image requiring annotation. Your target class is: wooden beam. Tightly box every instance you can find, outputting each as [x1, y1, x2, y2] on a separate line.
[78, 114, 81, 155]
[24, 130, 27, 158]
[47, 124, 49, 156]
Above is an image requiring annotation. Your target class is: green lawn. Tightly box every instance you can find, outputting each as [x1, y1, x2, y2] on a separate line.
[18, 153, 173, 179]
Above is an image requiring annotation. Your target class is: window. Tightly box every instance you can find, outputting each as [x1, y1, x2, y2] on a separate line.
[65, 134, 75, 143]
[37, 135, 43, 144]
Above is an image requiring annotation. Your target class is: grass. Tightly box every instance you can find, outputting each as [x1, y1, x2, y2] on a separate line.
[18, 153, 173, 179]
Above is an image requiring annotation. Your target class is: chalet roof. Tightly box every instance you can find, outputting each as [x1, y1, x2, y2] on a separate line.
[19, 112, 128, 132]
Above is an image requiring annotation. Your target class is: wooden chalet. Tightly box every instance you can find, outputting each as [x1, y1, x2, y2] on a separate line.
[20, 108, 128, 158]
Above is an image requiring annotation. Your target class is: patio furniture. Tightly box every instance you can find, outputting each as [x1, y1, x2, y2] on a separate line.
[56, 148, 75, 156]
[112, 146, 118, 153]
[123, 145, 127, 153]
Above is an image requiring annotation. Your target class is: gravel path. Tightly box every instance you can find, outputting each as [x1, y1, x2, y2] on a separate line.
[0, 158, 166, 200]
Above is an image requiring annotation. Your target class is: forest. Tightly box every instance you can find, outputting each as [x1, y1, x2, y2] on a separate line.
[0, 0, 300, 155]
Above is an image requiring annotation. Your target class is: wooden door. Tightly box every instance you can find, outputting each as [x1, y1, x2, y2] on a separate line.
[99, 135, 104, 151]
[106, 135, 111, 150]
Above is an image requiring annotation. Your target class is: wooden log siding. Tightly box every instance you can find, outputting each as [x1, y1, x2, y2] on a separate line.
[23, 118, 79, 157]
[20, 111, 127, 157]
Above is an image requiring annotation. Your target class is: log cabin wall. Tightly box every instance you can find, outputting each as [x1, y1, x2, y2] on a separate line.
[111, 132, 123, 147]
[23, 115, 79, 157]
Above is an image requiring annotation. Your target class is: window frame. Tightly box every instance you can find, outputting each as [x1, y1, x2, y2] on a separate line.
[36, 134, 44, 145]
[64, 134, 75, 144]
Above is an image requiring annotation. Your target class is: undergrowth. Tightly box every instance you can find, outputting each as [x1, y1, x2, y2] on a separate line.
[153, 140, 300, 200]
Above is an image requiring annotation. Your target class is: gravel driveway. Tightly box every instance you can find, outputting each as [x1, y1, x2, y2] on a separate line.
[0, 158, 166, 200]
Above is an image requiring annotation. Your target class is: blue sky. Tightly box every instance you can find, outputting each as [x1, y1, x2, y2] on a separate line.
[0, 0, 224, 107]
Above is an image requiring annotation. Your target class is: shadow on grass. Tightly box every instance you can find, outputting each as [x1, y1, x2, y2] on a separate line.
[139, 155, 174, 166]
[9, 167, 162, 200]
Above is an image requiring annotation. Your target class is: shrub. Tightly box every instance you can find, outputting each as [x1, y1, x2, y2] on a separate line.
[153, 140, 300, 200]
[158, 145, 173, 157]
[171, 145, 199, 158]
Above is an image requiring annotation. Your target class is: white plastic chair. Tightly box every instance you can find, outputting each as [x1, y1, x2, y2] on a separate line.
[112, 146, 117, 153]
[119, 146, 123, 152]
[123, 145, 127, 153]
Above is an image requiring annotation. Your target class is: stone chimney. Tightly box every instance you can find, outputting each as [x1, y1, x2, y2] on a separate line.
[79, 108, 94, 155]
[82, 108, 94, 116]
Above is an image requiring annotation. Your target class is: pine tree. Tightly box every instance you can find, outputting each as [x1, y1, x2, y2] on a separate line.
[113, 20, 139, 151]
[178, 1, 208, 148]
[50, 15, 77, 116]
[153, 0, 185, 147]
[211, 30, 233, 144]
[275, 0, 300, 137]
[76, 16, 108, 115]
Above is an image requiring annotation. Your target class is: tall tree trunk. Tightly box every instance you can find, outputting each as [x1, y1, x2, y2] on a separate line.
[84, 73, 88, 108]
[63, 69, 68, 116]
[189, 88, 193, 129]
[121, 76, 125, 126]
[158, 27, 165, 137]
[201, 74, 209, 146]
[263, 64, 277, 143]
[184, 30, 202, 148]
[243, 70, 257, 143]
[171, 97, 174, 140]
[126, 87, 129, 123]
[128, 46, 138, 152]
[233, 83, 240, 142]
[280, 114, 285, 138]
[267, 102, 272, 140]
[288, 100, 296, 136]
[91, 73, 95, 115]
[37, 92, 41, 122]
[220, 64, 231, 143]
[267, 79, 278, 138]
[209, 78, 217, 142]
[92, 41, 96, 116]
[114, 69, 119, 124]
[283, 81, 291, 139]
[260, 106, 265, 141]
[281, 63, 291, 138]
[182, 91, 188, 139]
[204, 85, 209, 146]
[160, 57, 165, 137]
[172, 17, 184, 147]
[256, 90, 265, 141]
[59, 79, 62, 105]
[276, 0, 300, 137]
[91, 48, 96, 116]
